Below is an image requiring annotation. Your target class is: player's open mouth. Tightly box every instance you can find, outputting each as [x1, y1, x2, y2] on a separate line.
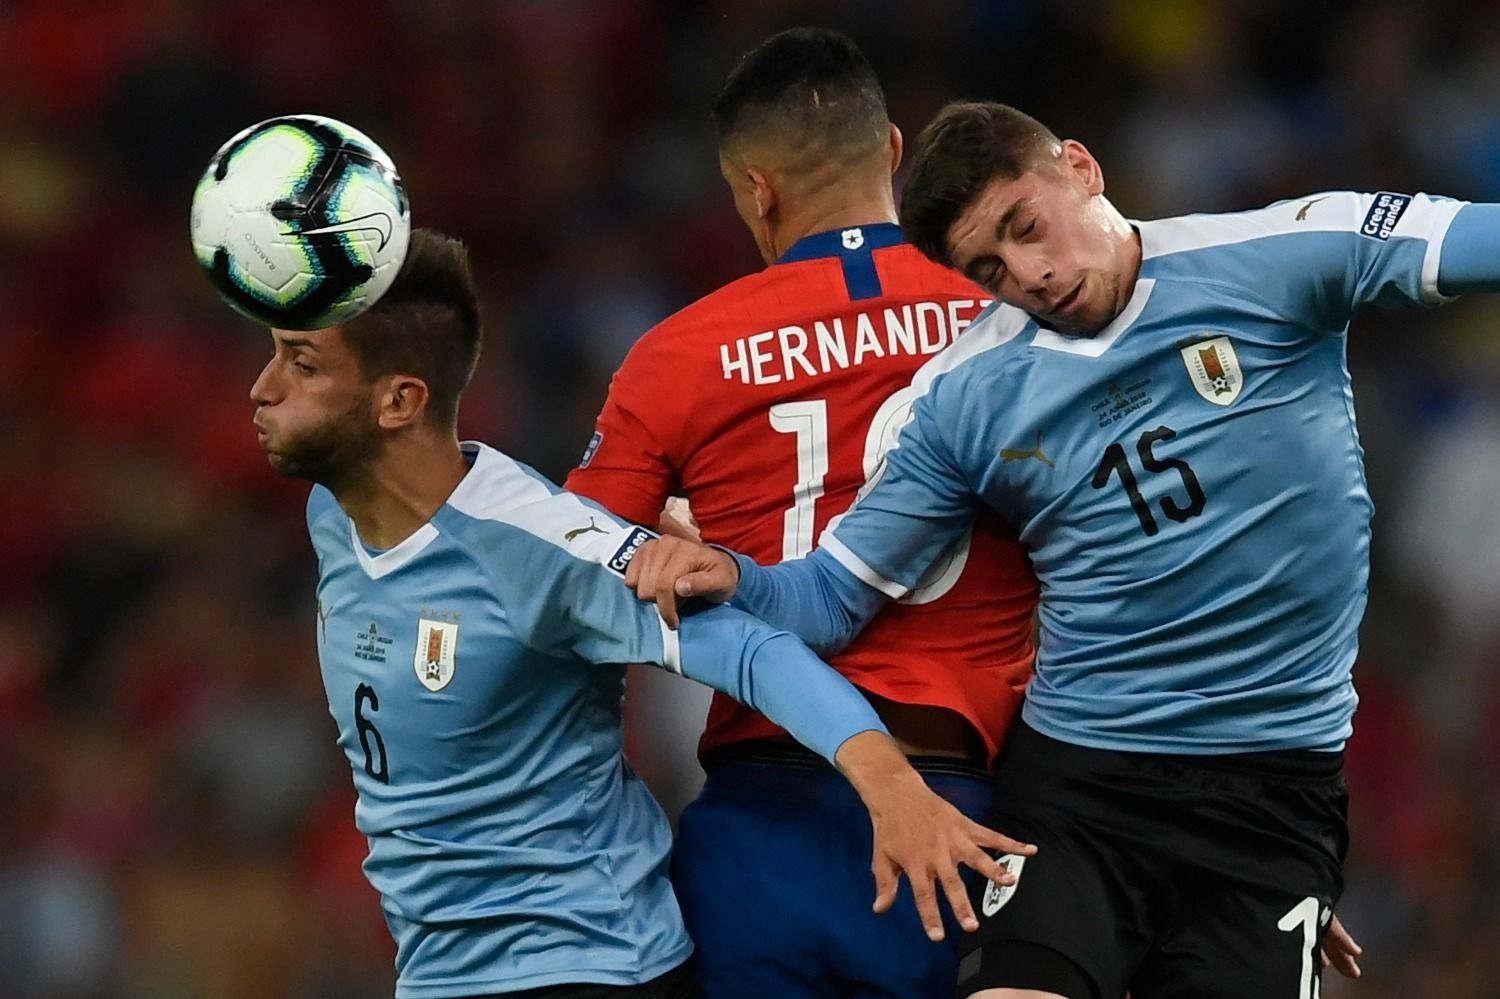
[1054, 281, 1084, 315]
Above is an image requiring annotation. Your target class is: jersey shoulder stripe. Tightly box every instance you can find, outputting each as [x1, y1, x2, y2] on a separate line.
[1140, 191, 1466, 302]
[445, 443, 636, 564]
[1137, 192, 1369, 260]
[442, 443, 680, 672]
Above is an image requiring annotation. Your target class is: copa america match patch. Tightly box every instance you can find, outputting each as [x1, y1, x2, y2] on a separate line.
[606, 526, 657, 576]
[1359, 192, 1410, 241]
[579, 430, 604, 468]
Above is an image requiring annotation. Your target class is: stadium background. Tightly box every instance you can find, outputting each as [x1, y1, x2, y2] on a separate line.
[2, 0, 1498, 995]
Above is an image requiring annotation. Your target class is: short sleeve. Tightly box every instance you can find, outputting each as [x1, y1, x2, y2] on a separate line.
[463, 489, 680, 671]
[819, 380, 978, 597]
[1140, 191, 1468, 335]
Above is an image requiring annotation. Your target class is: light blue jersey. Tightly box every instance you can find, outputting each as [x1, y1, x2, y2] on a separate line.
[734, 191, 1480, 755]
[308, 442, 885, 997]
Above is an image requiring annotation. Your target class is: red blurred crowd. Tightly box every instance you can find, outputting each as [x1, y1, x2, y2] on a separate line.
[1, 1, 1498, 995]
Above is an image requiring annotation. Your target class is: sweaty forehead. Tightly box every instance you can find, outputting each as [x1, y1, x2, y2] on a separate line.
[946, 175, 1031, 264]
[948, 179, 1020, 256]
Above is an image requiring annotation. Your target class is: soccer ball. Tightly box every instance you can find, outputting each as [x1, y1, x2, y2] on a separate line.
[190, 114, 410, 330]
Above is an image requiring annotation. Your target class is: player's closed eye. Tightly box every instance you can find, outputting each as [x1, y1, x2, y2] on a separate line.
[293, 360, 316, 375]
[968, 258, 1002, 287]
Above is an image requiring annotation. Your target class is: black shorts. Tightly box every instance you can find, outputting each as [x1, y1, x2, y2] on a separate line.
[464, 960, 699, 999]
[958, 722, 1348, 999]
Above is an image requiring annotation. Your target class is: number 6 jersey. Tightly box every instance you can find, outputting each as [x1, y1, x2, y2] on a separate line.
[306, 442, 890, 997]
[566, 223, 1039, 762]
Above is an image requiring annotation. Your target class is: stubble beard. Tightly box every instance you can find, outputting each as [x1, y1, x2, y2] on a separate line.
[266, 391, 383, 490]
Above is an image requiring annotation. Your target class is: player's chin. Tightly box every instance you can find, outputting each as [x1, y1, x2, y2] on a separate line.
[263, 449, 294, 476]
[1048, 301, 1110, 336]
[261, 443, 308, 480]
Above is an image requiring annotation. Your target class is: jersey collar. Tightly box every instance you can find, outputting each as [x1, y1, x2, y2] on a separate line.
[776, 222, 905, 264]
[349, 443, 489, 580]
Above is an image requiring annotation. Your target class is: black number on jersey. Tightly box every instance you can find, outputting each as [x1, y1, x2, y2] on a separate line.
[354, 683, 389, 783]
[1092, 425, 1206, 537]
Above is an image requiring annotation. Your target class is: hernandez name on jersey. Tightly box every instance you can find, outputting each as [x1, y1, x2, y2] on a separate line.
[568, 222, 1036, 761]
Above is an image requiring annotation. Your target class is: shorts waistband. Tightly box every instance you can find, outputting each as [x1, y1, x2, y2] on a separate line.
[1008, 722, 1344, 781]
[703, 739, 991, 783]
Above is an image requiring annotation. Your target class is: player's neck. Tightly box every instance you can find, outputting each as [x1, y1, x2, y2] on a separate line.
[334, 433, 470, 550]
[770, 189, 897, 261]
[1105, 198, 1143, 323]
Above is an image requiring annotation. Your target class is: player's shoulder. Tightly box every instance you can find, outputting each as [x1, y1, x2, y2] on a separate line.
[442, 441, 638, 565]
[911, 301, 1035, 402]
[1138, 191, 1396, 262]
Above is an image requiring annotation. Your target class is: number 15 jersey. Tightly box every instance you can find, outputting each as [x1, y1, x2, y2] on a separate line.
[567, 223, 1038, 761]
[809, 192, 1467, 754]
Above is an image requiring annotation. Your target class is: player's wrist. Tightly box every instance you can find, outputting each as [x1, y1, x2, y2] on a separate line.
[707, 545, 743, 593]
[835, 730, 925, 803]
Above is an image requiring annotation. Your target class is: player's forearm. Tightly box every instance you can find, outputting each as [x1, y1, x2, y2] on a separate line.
[730, 548, 885, 654]
[677, 603, 887, 762]
[833, 730, 936, 806]
[1437, 203, 1500, 296]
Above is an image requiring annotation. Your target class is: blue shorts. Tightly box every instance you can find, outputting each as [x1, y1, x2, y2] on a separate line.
[670, 743, 991, 999]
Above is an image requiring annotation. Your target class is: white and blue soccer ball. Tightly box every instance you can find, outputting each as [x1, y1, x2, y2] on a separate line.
[190, 114, 410, 330]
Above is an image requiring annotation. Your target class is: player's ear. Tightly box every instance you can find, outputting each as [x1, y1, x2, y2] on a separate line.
[888, 123, 903, 174]
[747, 167, 777, 221]
[1059, 139, 1104, 197]
[376, 374, 430, 430]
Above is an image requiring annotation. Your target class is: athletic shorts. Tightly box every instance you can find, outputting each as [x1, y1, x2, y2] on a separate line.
[673, 741, 992, 999]
[957, 722, 1348, 999]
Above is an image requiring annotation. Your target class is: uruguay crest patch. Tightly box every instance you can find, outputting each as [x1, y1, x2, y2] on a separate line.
[1180, 335, 1243, 406]
[414, 617, 458, 692]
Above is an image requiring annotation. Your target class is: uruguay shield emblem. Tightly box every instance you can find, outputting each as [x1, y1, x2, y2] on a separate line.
[980, 853, 1028, 917]
[1180, 335, 1243, 406]
[414, 618, 458, 692]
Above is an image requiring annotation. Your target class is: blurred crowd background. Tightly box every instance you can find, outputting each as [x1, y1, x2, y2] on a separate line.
[2, 0, 1499, 995]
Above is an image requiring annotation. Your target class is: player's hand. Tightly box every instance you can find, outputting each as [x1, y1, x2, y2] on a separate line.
[623, 535, 739, 629]
[834, 731, 1038, 942]
[1322, 914, 1362, 979]
[656, 497, 701, 542]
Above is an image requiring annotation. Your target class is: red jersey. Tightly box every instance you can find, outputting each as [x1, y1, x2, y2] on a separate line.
[566, 223, 1037, 761]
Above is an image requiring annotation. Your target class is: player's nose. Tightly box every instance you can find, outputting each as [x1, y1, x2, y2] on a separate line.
[1010, 253, 1053, 296]
[249, 358, 280, 406]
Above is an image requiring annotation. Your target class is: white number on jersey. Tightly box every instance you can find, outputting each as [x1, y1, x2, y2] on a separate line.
[770, 390, 971, 604]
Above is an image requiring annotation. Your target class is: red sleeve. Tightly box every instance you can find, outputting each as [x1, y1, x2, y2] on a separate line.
[564, 336, 681, 527]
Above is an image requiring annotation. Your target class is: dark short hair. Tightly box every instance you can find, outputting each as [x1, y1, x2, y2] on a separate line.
[343, 228, 482, 427]
[713, 27, 888, 162]
[900, 102, 1061, 266]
